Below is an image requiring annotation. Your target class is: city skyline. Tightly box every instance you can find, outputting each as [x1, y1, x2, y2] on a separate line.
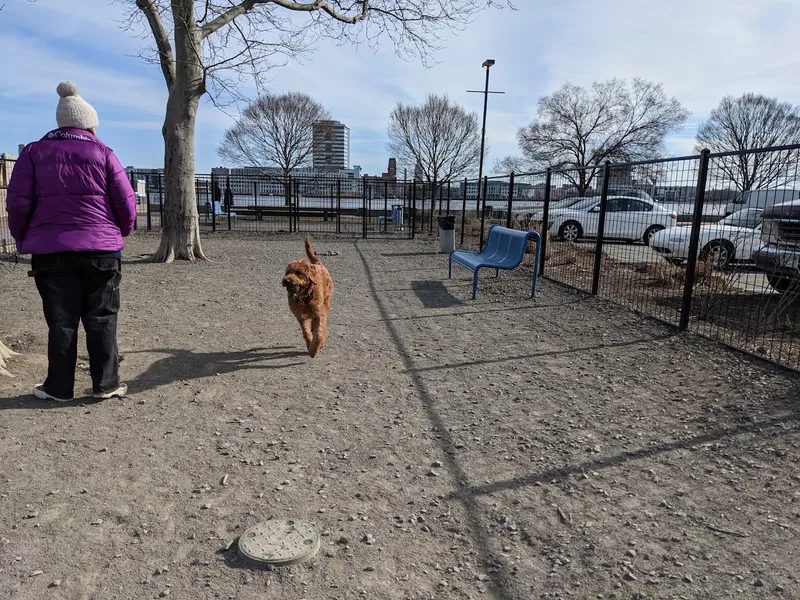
[1, 1, 799, 176]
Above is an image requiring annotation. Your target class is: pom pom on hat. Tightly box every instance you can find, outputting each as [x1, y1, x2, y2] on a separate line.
[55, 81, 99, 130]
[57, 81, 80, 98]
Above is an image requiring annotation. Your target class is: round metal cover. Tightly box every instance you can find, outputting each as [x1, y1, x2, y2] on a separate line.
[237, 519, 320, 567]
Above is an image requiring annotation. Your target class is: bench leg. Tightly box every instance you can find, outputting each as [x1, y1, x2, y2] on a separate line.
[495, 268, 500, 278]
[472, 268, 480, 300]
[448, 258, 453, 279]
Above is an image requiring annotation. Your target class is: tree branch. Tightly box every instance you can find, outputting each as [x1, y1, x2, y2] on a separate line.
[135, 0, 176, 89]
[201, 0, 368, 39]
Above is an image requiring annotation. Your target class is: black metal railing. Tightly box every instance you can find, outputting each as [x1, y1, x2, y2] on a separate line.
[0, 158, 16, 258]
[5, 145, 800, 371]
[474, 144, 800, 372]
[126, 171, 477, 240]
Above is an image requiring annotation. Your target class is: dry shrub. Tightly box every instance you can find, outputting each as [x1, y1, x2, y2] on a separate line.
[549, 241, 595, 268]
[642, 261, 685, 287]
[463, 215, 490, 239]
[642, 258, 722, 289]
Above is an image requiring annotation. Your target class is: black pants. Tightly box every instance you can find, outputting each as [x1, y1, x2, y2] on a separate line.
[32, 253, 122, 398]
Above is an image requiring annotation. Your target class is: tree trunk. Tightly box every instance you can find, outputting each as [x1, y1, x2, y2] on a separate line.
[153, 0, 207, 263]
[0, 338, 19, 377]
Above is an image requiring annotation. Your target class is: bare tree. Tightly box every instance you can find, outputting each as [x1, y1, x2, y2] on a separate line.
[109, 0, 512, 262]
[695, 93, 800, 192]
[517, 78, 689, 196]
[388, 94, 482, 194]
[218, 92, 329, 184]
[491, 155, 531, 175]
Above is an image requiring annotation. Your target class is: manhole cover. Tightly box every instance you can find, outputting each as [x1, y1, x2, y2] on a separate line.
[237, 519, 320, 567]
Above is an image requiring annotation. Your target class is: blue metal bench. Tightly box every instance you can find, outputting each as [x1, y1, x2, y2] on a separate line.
[449, 225, 542, 299]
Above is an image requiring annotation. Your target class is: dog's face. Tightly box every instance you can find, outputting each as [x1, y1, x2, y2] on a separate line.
[282, 260, 313, 296]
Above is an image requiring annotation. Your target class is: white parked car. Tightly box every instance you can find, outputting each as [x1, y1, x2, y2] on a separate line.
[650, 208, 763, 268]
[548, 196, 677, 245]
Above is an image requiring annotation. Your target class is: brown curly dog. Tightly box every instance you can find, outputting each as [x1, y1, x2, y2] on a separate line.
[281, 237, 334, 357]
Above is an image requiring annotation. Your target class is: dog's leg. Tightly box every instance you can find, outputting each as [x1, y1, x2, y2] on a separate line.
[317, 315, 328, 352]
[299, 318, 313, 352]
[309, 316, 323, 358]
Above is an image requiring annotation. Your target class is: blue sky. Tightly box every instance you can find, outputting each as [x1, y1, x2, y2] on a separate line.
[1, 0, 799, 176]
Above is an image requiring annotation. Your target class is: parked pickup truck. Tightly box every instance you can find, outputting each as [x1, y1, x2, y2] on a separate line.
[751, 200, 800, 293]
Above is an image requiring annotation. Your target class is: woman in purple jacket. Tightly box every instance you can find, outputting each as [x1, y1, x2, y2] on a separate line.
[6, 82, 136, 402]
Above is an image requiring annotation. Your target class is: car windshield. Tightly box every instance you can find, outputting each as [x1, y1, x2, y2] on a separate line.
[568, 197, 601, 211]
[548, 197, 584, 210]
[720, 209, 762, 229]
[606, 188, 654, 202]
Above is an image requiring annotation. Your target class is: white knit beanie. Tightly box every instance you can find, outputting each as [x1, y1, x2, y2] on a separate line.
[55, 82, 99, 130]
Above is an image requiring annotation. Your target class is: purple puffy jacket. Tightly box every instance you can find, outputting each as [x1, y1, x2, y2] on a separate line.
[6, 128, 136, 255]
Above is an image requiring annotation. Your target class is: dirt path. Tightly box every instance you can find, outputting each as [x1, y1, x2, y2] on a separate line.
[1, 233, 798, 599]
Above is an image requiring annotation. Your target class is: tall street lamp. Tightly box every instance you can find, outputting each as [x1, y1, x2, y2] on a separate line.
[468, 59, 504, 247]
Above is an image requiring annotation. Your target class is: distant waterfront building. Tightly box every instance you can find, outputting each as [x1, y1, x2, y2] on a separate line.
[312, 120, 350, 173]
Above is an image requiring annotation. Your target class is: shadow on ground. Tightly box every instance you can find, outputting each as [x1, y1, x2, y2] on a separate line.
[410, 280, 462, 309]
[129, 346, 306, 394]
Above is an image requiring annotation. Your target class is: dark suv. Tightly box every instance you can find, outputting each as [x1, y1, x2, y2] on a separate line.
[752, 200, 800, 293]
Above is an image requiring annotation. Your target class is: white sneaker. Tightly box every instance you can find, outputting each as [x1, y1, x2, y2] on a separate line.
[33, 384, 74, 403]
[93, 383, 128, 399]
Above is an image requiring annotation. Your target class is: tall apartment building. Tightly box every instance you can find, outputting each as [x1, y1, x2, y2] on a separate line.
[313, 120, 350, 173]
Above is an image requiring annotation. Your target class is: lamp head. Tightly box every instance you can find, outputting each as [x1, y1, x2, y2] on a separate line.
[482, 59, 495, 69]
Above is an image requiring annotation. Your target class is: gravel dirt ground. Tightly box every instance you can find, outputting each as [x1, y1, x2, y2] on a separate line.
[1, 232, 799, 600]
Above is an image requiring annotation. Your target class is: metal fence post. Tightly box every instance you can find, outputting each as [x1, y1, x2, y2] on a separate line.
[460, 178, 468, 245]
[294, 179, 300, 233]
[539, 169, 552, 277]
[478, 176, 489, 250]
[157, 173, 164, 226]
[679, 149, 711, 330]
[362, 176, 367, 239]
[226, 176, 232, 231]
[285, 176, 292, 232]
[591, 162, 612, 295]
[446, 181, 451, 215]
[129, 171, 138, 231]
[145, 173, 152, 231]
[336, 178, 341, 234]
[420, 183, 426, 235]
[505, 172, 515, 228]
[412, 182, 417, 239]
[384, 179, 389, 233]
[209, 173, 216, 232]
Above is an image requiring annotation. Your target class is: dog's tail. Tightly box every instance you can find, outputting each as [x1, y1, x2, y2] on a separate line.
[305, 236, 321, 264]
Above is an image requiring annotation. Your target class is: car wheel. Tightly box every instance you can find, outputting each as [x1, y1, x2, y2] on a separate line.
[643, 225, 665, 246]
[558, 221, 582, 242]
[767, 274, 796, 294]
[700, 240, 734, 269]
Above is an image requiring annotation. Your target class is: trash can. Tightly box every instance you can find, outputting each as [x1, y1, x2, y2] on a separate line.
[438, 215, 456, 253]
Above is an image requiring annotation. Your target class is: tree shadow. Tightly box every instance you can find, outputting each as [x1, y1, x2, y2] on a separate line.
[411, 280, 462, 309]
[128, 346, 306, 395]
[355, 239, 800, 600]
[355, 241, 519, 600]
